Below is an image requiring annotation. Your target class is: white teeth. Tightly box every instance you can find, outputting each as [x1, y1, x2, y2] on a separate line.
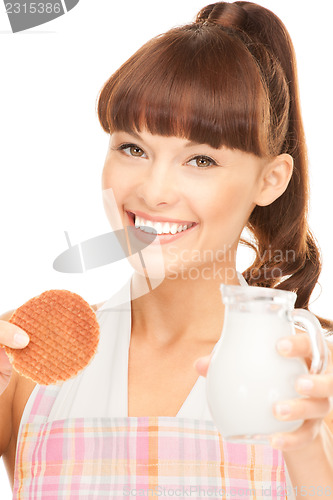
[133, 214, 193, 235]
[155, 222, 163, 235]
[162, 222, 170, 234]
[170, 224, 178, 235]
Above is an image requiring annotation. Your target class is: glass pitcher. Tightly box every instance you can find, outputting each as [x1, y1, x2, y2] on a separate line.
[206, 284, 328, 444]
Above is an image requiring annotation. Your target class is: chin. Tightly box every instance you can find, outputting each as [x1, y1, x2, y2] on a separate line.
[126, 251, 166, 281]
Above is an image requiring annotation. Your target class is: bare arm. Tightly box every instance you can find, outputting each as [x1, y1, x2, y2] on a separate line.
[0, 361, 17, 457]
[0, 311, 29, 458]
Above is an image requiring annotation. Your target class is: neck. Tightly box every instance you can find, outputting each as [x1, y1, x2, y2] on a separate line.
[130, 263, 241, 347]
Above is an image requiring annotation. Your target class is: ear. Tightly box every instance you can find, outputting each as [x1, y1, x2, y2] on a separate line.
[255, 154, 294, 207]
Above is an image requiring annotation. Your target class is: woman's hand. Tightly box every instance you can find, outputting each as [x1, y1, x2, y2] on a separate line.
[194, 334, 333, 452]
[0, 319, 29, 395]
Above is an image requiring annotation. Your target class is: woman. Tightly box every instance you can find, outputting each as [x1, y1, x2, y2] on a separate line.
[1, 1, 333, 498]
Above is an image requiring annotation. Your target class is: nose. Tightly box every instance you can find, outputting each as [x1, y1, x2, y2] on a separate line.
[136, 160, 180, 208]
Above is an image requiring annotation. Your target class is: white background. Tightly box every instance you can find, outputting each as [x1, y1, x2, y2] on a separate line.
[0, 0, 332, 495]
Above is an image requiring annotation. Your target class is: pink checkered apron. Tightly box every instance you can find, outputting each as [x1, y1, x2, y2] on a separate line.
[13, 385, 287, 499]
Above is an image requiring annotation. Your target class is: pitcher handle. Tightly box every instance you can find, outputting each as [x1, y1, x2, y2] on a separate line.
[291, 309, 328, 374]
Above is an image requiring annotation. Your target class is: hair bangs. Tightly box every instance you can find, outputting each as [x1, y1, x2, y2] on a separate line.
[98, 24, 270, 154]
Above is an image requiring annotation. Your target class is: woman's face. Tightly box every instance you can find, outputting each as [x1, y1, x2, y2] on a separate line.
[102, 129, 267, 282]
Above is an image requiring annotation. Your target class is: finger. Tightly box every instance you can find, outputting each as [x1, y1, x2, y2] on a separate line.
[269, 418, 321, 451]
[273, 397, 331, 421]
[276, 335, 333, 374]
[193, 354, 212, 377]
[276, 333, 312, 359]
[295, 372, 333, 400]
[0, 320, 30, 348]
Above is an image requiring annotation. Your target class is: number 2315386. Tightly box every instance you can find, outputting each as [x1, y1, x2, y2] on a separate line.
[5, 3, 62, 14]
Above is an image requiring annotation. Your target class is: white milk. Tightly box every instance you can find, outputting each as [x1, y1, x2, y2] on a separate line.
[206, 309, 308, 442]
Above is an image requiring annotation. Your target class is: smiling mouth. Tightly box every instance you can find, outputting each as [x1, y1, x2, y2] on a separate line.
[126, 211, 198, 236]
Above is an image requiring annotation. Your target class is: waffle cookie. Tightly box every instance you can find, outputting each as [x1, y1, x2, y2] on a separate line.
[5, 290, 100, 385]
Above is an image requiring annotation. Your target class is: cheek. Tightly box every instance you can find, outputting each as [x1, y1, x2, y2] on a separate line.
[102, 159, 139, 192]
[196, 178, 256, 251]
[197, 179, 252, 223]
[102, 163, 131, 230]
[102, 162, 119, 190]
[102, 162, 133, 202]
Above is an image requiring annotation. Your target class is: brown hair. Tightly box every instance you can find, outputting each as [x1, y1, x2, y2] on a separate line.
[97, 1, 333, 333]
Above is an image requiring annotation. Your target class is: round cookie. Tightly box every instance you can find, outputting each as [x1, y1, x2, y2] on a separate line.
[5, 289, 100, 385]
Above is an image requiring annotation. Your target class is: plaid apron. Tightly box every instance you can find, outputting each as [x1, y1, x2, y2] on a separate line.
[13, 385, 287, 499]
